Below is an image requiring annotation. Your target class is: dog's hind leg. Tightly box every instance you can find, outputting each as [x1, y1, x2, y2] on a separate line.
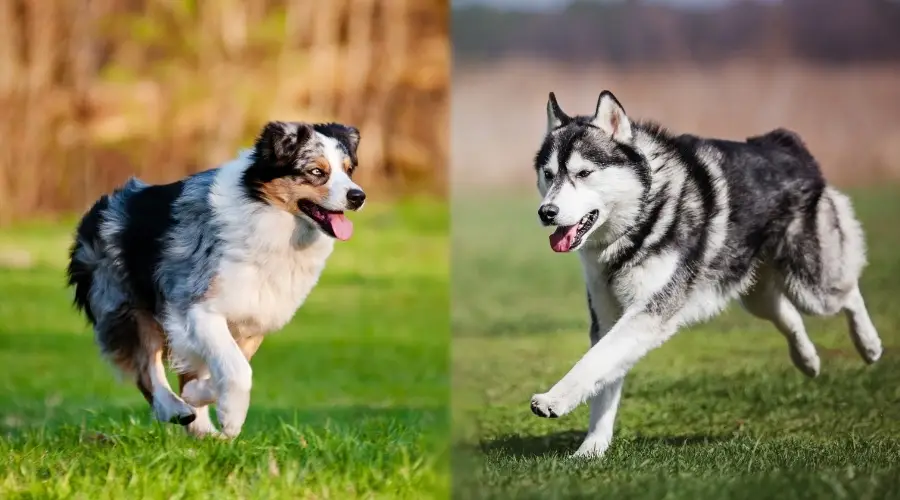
[842, 285, 882, 364]
[741, 272, 821, 377]
[94, 307, 194, 424]
[134, 311, 196, 426]
[777, 187, 882, 364]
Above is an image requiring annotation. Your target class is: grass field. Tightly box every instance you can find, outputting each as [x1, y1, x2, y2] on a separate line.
[452, 187, 900, 499]
[0, 200, 449, 499]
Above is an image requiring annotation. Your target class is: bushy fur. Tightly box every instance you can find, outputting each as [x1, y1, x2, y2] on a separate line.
[67, 121, 365, 438]
[529, 91, 882, 458]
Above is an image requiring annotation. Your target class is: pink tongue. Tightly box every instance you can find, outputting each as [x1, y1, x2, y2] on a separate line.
[549, 225, 579, 252]
[325, 213, 353, 241]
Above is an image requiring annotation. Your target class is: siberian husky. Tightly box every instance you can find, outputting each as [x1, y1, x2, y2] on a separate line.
[529, 91, 882, 457]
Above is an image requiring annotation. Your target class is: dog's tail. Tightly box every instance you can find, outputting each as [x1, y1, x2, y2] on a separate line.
[67, 195, 111, 325]
[746, 128, 817, 165]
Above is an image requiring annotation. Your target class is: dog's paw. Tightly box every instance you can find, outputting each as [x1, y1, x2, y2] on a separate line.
[152, 393, 196, 426]
[184, 422, 224, 439]
[530, 393, 561, 418]
[789, 344, 821, 378]
[215, 387, 250, 439]
[852, 334, 882, 365]
[571, 437, 610, 459]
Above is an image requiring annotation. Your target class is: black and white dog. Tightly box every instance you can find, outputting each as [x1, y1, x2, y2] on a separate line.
[530, 91, 883, 457]
[67, 121, 365, 438]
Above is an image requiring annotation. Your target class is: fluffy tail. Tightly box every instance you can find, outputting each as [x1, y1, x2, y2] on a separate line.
[67, 195, 110, 325]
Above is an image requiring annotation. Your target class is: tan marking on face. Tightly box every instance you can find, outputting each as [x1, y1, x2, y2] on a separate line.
[257, 178, 329, 214]
[314, 156, 331, 175]
[342, 157, 353, 174]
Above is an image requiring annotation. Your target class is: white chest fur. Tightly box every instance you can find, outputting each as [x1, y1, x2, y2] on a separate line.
[211, 231, 333, 337]
[206, 158, 335, 338]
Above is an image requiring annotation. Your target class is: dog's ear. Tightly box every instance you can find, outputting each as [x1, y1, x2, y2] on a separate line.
[253, 121, 315, 167]
[314, 123, 361, 165]
[546, 92, 571, 132]
[591, 91, 633, 143]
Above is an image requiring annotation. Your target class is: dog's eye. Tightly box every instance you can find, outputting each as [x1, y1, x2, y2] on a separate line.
[310, 168, 325, 177]
[543, 170, 553, 181]
[577, 170, 592, 179]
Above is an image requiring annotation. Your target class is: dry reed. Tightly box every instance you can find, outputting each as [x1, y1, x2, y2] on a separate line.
[0, 0, 449, 223]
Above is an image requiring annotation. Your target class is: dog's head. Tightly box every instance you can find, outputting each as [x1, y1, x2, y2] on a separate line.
[534, 91, 649, 253]
[243, 121, 364, 241]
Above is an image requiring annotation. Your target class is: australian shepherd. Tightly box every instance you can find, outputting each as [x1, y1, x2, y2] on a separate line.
[67, 121, 365, 438]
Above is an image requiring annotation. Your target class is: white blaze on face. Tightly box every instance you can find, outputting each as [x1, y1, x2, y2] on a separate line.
[316, 132, 362, 212]
[542, 151, 607, 227]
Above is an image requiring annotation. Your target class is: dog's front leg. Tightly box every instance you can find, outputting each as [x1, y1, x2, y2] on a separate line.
[531, 311, 674, 419]
[186, 305, 252, 438]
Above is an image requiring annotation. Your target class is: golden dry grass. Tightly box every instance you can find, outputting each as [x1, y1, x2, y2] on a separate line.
[0, 0, 449, 223]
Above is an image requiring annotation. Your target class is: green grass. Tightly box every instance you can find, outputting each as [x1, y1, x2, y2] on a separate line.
[452, 187, 900, 499]
[0, 199, 449, 499]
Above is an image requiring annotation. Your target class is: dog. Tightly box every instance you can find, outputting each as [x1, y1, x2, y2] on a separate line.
[529, 91, 883, 458]
[67, 121, 365, 438]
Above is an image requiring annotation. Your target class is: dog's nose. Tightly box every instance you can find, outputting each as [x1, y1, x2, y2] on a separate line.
[346, 189, 366, 210]
[538, 204, 559, 224]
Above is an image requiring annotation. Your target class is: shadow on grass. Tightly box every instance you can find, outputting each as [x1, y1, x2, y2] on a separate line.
[478, 431, 732, 458]
[1, 403, 447, 441]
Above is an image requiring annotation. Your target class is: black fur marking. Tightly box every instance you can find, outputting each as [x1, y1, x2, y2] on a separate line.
[242, 121, 361, 204]
[746, 128, 815, 164]
[607, 189, 668, 277]
[640, 185, 683, 262]
[534, 138, 554, 172]
[119, 181, 185, 314]
[537, 120, 650, 192]
[242, 122, 315, 204]
[643, 137, 719, 317]
[313, 122, 361, 169]
[587, 289, 601, 345]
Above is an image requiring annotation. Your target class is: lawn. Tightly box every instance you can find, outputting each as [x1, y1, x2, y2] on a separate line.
[0, 199, 449, 499]
[452, 187, 900, 499]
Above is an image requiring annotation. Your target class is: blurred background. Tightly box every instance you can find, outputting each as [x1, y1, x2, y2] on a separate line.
[0, 2, 450, 497]
[452, 0, 900, 189]
[0, 0, 448, 224]
[451, 2, 900, 497]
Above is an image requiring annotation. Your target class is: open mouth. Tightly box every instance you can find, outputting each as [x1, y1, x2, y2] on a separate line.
[298, 200, 354, 241]
[549, 210, 599, 252]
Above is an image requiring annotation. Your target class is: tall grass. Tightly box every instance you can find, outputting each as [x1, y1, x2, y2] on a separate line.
[0, 0, 449, 223]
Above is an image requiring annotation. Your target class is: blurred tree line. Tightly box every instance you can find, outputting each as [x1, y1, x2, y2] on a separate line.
[453, 0, 900, 65]
[0, 0, 448, 223]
